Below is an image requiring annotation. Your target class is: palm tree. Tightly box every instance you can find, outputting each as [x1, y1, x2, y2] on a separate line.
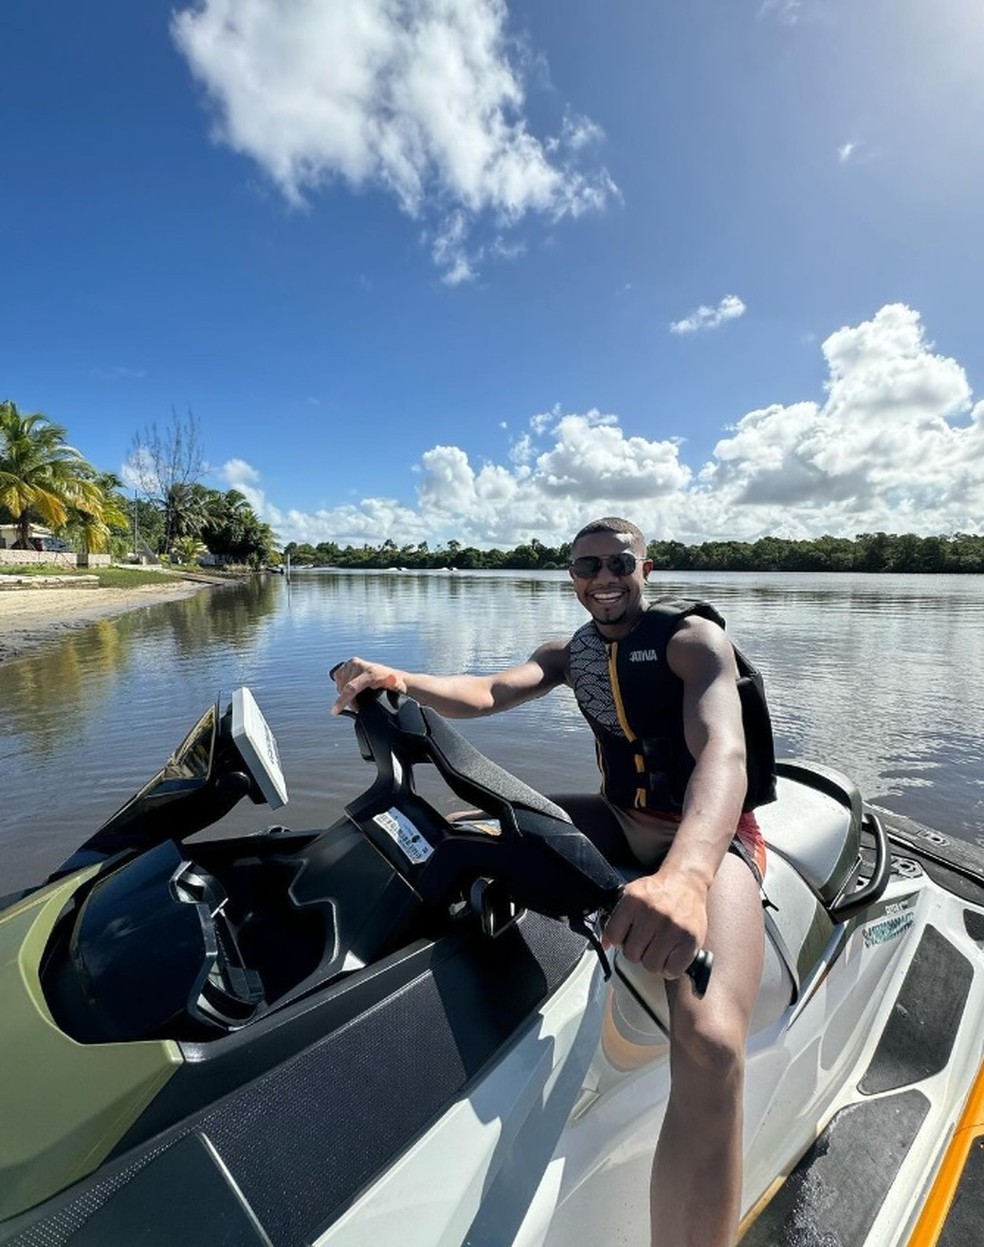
[64, 471, 130, 556]
[200, 489, 274, 565]
[172, 535, 208, 566]
[163, 482, 211, 550]
[0, 400, 110, 549]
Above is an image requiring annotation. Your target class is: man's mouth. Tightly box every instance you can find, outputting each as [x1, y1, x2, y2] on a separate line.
[590, 590, 624, 605]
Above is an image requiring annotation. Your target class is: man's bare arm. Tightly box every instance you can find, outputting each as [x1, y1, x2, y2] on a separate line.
[603, 617, 747, 978]
[331, 641, 569, 718]
[661, 616, 748, 890]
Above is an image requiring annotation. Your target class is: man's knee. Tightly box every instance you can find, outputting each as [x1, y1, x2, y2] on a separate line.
[672, 1009, 747, 1084]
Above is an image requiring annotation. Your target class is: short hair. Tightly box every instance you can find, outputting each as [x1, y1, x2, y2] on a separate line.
[572, 516, 646, 555]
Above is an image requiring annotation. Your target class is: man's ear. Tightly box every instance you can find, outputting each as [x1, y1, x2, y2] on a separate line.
[643, 559, 653, 580]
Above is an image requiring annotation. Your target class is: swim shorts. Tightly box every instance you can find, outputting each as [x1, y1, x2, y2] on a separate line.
[603, 799, 767, 885]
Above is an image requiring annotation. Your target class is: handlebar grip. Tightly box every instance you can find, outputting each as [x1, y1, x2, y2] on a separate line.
[685, 949, 713, 999]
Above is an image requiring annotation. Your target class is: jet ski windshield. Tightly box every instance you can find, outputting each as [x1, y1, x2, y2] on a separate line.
[50, 689, 286, 876]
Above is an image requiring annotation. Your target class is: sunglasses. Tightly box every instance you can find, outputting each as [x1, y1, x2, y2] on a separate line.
[569, 552, 639, 579]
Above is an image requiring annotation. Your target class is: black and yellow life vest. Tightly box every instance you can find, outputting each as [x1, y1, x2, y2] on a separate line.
[568, 598, 777, 813]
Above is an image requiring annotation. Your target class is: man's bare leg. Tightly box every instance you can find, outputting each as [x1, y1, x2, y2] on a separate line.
[650, 853, 765, 1247]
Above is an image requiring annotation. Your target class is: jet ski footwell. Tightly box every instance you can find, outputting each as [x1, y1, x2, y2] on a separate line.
[741, 914, 984, 1246]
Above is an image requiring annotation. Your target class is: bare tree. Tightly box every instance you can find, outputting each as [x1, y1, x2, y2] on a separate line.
[128, 409, 205, 553]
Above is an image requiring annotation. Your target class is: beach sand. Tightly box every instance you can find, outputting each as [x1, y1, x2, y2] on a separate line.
[0, 580, 214, 664]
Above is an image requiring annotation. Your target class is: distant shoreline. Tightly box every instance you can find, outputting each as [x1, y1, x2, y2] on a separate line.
[0, 581, 213, 664]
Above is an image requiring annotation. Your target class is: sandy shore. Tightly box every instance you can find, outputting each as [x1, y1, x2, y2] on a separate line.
[0, 580, 214, 664]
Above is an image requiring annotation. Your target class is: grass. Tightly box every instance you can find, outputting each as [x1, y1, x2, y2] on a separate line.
[0, 564, 187, 588]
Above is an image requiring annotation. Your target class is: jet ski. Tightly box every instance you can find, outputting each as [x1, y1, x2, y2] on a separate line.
[0, 688, 982, 1247]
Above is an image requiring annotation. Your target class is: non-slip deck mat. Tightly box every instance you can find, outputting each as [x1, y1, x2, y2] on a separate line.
[964, 909, 984, 942]
[741, 1091, 929, 1246]
[938, 1133, 984, 1247]
[859, 925, 973, 1095]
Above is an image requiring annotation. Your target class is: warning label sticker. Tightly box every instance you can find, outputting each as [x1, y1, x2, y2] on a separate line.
[373, 808, 433, 864]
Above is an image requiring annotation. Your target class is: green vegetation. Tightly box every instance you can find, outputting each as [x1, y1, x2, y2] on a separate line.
[1, 402, 277, 568]
[284, 531, 984, 575]
[0, 400, 124, 552]
[0, 564, 189, 587]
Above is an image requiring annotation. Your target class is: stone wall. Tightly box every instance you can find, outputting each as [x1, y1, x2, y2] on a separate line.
[0, 548, 79, 568]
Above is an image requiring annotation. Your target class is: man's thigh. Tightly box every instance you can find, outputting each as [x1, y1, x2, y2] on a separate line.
[671, 852, 765, 1033]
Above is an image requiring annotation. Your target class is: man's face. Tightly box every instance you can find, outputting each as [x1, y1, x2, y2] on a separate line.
[568, 531, 651, 634]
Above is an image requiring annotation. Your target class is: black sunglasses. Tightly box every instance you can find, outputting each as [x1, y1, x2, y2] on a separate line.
[569, 552, 639, 579]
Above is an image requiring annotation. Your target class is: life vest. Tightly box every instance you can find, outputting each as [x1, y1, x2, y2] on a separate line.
[568, 598, 777, 813]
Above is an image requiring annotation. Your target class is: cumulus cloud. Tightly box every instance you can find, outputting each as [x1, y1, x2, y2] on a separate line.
[838, 141, 856, 164]
[535, 412, 690, 500]
[172, 0, 615, 281]
[700, 304, 982, 535]
[220, 457, 261, 486]
[229, 305, 984, 548]
[670, 294, 747, 335]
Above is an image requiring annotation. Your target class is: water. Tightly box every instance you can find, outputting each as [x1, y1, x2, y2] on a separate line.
[2, 569, 983, 893]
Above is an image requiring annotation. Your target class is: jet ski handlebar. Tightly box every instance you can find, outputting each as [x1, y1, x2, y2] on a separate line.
[345, 687, 713, 997]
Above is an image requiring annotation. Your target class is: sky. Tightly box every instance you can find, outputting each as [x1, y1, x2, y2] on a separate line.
[2, 0, 983, 550]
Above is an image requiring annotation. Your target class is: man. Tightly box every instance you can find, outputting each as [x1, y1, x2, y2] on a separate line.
[332, 516, 767, 1247]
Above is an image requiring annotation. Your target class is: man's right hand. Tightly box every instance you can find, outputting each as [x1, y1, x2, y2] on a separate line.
[331, 658, 408, 715]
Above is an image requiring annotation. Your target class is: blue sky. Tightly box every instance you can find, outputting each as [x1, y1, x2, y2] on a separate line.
[3, 0, 982, 549]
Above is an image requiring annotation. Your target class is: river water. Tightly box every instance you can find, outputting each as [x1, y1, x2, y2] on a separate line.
[2, 569, 982, 893]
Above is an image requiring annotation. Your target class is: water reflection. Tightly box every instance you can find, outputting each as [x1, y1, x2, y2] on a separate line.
[0, 579, 281, 756]
[0, 618, 132, 759]
[1, 569, 982, 895]
[165, 575, 281, 656]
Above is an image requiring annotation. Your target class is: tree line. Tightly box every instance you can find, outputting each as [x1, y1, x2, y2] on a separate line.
[0, 402, 277, 567]
[285, 531, 984, 574]
[5, 398, 980, 574]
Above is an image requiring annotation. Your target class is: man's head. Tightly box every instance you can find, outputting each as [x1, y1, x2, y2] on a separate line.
[569, 516, 652, 635]
[572, 516, 646, 555]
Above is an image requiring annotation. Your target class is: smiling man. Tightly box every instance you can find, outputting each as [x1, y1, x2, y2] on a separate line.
[331, 516, 773, 1247]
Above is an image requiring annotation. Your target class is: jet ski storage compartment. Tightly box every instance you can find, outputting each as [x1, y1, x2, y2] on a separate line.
[42, 841, 269, 1044]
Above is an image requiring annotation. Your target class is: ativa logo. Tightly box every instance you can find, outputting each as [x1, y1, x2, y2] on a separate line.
[629, 649, 660, 662]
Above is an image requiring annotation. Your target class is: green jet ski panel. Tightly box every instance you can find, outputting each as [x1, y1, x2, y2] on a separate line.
[0, 871, 182, 1220]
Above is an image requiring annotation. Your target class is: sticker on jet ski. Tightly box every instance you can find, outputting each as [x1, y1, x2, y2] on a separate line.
[862, 897, 917, 948]
[373, 807, 434, 863]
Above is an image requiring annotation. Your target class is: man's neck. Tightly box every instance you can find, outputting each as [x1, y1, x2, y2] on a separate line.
[594, 606, 644, 642]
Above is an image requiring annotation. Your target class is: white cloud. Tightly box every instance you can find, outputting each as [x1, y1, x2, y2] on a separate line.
[120, 446, 156, 493]
[838, 141, 856, 163]
[759, 0, 804, 25]
[216, 456, 269, 517]
[699, 304, 982, 535]
[172, 0, 615, 281]
[534, 412, 691, 500]
[509, 432, 535, 466]
[232, 305, 984, 549]
[220, 457, 261, 486]
[670, 294, 747, 335]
